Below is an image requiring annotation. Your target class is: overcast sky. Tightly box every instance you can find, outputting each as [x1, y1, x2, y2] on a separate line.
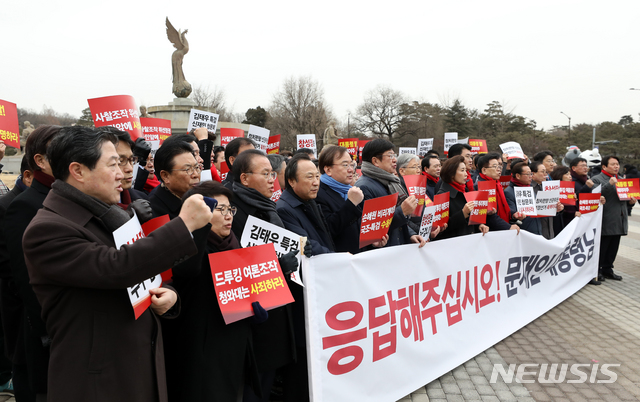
[2, 0, 639, 131]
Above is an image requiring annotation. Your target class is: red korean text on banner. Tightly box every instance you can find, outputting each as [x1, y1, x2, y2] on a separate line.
[464, 191, 489, 225]
[267, 134, 281, 154]
[140, 117, 172, 143]
[477, 181, 497, 211]
[359, 193, 399, 248]
[140, 215, 172, 282]
[220, 161, 230, 181]
[560, 181, 576, 205]
[358, 140, 370, 162]
[0, 99, 20, 149]
[468, 139, 488, 155]
[338, 138, 359, 161]
[403, 175, 427, 217]
[499, 175, 511, 191]
[220, 128, 244, 147]
[615, 178, 640, 201]
[578, 193, 601, 214]
[432, 192, 450, 229]
[271, 180, 283, 202]
[88, 95, 142, 140]
[209, 243, 294, 324]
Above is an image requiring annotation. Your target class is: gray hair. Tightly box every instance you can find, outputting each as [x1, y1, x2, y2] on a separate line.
[267, 154, 286, 173]
[397, 153, 420, 169]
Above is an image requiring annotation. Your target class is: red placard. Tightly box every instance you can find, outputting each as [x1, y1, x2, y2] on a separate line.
[560, 181, 576, 205]
[499, 175, 511, 190]
[403, 175, 427, 217]
[267, 134, 281, 154]
[468, 139, 488, 155]
[477, 181, 497, 211]
[359, 193, 398, 248]
[432, 192, 450, 228]
[140, 117, 172, 143]
[209, 243, 294, 324]
[464, 191, 489, 225]
[271, 180, 282, 202]
[220, 161, 230, 181]
[578, 193, 601, 214]
[220, 128, 244, 147]
[88, 95, 142, 140]
[338, 138, 359, 161]
[0, 99, 20, 149]
[140, 215, 173, 282]
[358, 140, 370, 162]
[615, 178, 640, 200]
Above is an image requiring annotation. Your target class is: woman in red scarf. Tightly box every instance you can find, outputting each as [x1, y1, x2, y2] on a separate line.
[436, 155, 489, 240]
[475, 153, 522, 233]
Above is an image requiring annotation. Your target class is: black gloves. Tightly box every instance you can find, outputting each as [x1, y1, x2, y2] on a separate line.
[303, 241, 313, 258]
[128, 199, 154, 224]
[252, 301, 268, 323]
[278, 250, 299, 275]
[133, 137, 152, 166]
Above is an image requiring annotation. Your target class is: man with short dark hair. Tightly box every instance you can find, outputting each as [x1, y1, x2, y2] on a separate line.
[590, 156, 635, 281]
[22, 125, 212, 402]
[421, 154, 441, 200]
[223, 137, 257, 189]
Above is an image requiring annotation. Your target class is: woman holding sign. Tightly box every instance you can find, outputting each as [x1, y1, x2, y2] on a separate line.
[436, 156, 489, 240]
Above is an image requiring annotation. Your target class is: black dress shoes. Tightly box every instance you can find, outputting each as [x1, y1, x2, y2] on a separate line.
[602, 272, 622, 281]
[588, 278, 601, 285]
[597, 275, 606, 282]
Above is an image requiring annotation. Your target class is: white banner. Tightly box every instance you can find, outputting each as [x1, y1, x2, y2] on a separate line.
[187, 109, 219, 133]
[303, 208, 601, 402]
[444, 132, 458, 154]
[247, 125, 270, 152]
[297, 134, 317, 158]
[499, 141, 524, 159]
[535, 189, 559, 217]
[417, 138, 433, 157]
[399, 147, 417, 155]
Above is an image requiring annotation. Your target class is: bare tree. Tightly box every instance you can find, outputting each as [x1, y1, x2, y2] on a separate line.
[267, 76, 332, 150]
[355, 86, 406, 140]
[190, 84, 234, 121]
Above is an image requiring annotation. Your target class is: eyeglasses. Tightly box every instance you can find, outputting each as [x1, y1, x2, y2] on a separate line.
[171, 165, 202, 175]
[521, 173, 533, 176]
[214, 205, 237, 216]
[332, 162, 355, 169]
[487, 165, 500, 170]
[118, 156, 138, 167]
[405, 165, 421, 170]
[246, 171, 277, 180]
[377, 153, 397, 160]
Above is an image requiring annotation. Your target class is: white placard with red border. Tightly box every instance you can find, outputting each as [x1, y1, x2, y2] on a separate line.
[187, 109, 219, 133]
[499, 141, 525, 160]
[417, 138, 433, 157]
[297, 134, 317, 158]
[248, 125, 270, 152]
[443, 132, 458, 155]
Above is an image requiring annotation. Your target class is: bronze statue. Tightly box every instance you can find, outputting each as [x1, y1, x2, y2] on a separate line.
[20, 121, 35, 154]
[166, 17, 192, 98]
[323, 120, 342, 146]
[139, 106, 151, 118]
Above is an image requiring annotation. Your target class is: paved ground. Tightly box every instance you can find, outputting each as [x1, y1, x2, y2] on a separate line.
[398, 205, 640, 402]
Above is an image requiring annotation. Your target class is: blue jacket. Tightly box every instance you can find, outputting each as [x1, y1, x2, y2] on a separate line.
[355, 174, 414, 248]
[315, 182, 363, 254]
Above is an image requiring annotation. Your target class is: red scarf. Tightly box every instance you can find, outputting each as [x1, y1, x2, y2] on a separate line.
[449, 181, 466, 193]
[601, 170, 614, 178]
[117, 189, 132, 210]
[510, 177, 531, 187]
[34, 171, 55, 188]
[143, 176, 161, 193]
[479, 173, 510, 223]
[466, 171, 474, 191]
[424, 173, 439, 184]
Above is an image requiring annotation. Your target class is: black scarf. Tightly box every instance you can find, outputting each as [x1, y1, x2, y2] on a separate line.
[51, 180, 131, 232]
[232, 181, 284, 227]
[207, 230, 240, 252]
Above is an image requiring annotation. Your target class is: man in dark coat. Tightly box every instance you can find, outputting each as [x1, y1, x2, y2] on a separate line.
[3, 126, 62, 401]
[421, 154, 441, 201]
[22, 126, 212, 402]
[222, 137, 256, 189]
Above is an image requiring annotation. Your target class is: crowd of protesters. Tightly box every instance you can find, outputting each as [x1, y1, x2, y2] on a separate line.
[0, 126, 634, 402]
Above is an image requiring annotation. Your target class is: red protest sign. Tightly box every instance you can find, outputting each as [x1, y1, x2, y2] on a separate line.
[140, 117, 172, 143]
[359, 193, 398, 248]
[220, 128, 244, 147]
[469, 139, 488, 155]
[0, 99, 19, 149]
[432, 192, 450, 228]
[339, 138, 359, 160]
[500, 175, 511, 190]
[578, 193, 601, 214]
[220, 161, 230, 181]
[560, 181, 576, 205]
[464, 191, 488, 225]
[403, 175, 427, 217]
[140, 215, 173, 282]
[616, 178, 640, 201]
[271, 179, 283, 202]
[210, 243, 294, 324]
[88, 95, 142, 140]
[358, 140, 370, 161]
[477, 181, 497, 211]
[267, 134, 281, 154]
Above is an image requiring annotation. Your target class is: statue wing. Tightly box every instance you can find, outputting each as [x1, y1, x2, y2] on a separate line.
[166, 17, 184, 50]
